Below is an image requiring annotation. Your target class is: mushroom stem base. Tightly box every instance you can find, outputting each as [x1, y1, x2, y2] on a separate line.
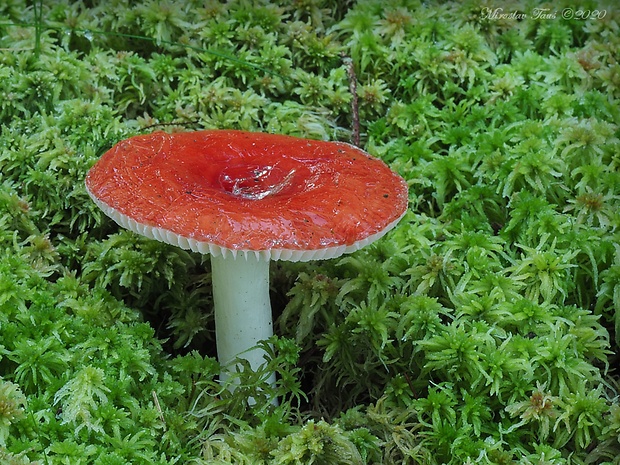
[211, 253, 276, 391]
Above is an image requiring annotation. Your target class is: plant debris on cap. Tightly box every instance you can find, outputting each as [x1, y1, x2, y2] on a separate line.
[85, 130, 409, 261]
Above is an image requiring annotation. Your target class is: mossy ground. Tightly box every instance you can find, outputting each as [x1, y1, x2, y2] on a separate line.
[0, 1, 619, 463]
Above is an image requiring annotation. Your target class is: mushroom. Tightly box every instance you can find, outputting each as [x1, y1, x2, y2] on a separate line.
[85, 130, 408, 392]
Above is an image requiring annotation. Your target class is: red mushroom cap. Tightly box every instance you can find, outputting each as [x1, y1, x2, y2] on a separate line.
[85, 130, 408, 261]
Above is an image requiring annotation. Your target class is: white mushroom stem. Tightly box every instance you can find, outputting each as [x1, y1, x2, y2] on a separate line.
[210, 253, 277, 391]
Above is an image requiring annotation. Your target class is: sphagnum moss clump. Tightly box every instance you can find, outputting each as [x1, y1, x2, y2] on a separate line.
[0, 0, 619, 463]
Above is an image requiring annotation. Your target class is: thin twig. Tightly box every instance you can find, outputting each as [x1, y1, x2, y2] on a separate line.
[341, 54, 360, 147]
[33, 0, 43, 57]
[152, 390, 167, 429]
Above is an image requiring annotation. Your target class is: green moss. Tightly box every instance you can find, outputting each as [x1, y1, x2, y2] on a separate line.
[0, 0, 618, 463]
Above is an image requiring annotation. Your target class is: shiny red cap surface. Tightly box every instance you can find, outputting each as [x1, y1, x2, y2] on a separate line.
[85, 130, 408, 261]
